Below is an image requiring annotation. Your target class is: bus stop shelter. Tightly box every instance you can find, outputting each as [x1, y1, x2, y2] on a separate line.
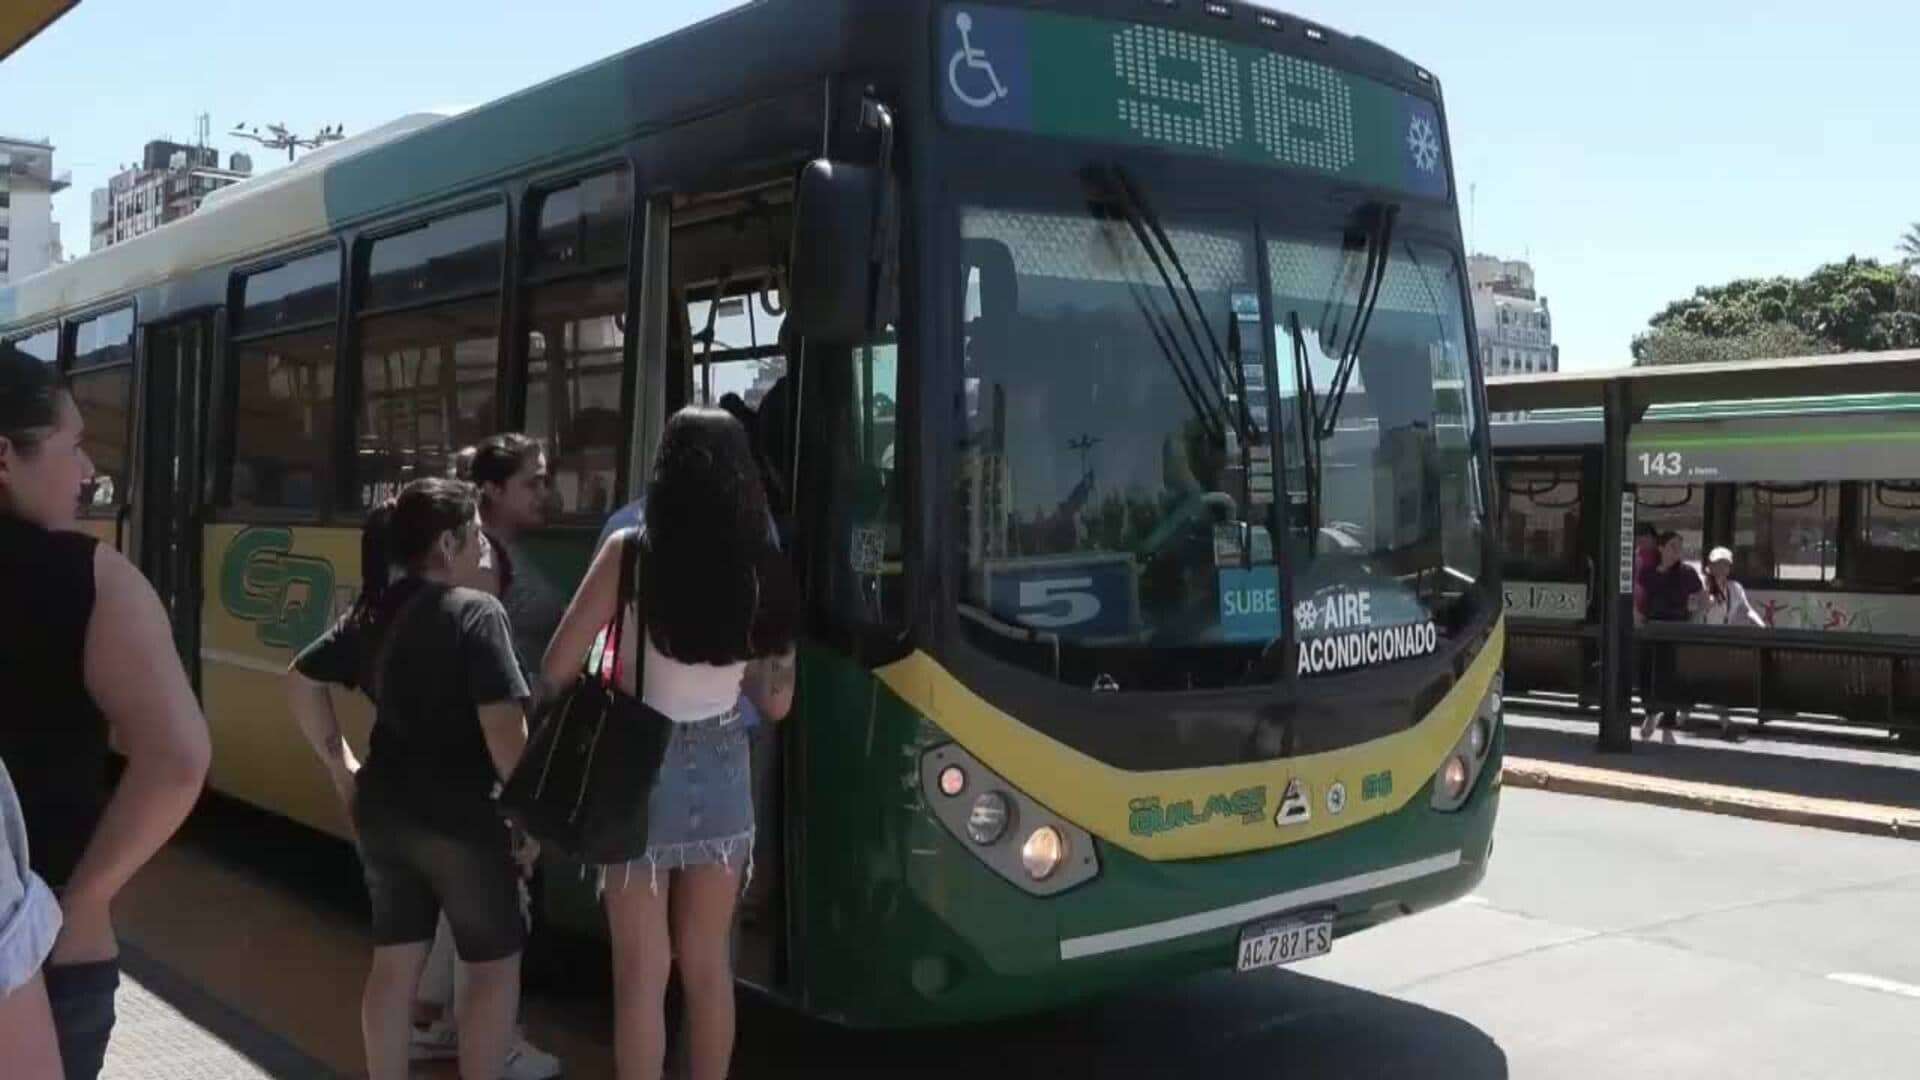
[1487, 349, 1920, 751]
[0, 0, 77, 63]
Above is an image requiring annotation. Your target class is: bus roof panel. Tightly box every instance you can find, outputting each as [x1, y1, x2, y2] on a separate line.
[1, 0, 876, 332]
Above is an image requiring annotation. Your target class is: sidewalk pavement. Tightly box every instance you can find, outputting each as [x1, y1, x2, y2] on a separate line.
[1501, 708, 1920, 841]
[104, 943, 332, 1079]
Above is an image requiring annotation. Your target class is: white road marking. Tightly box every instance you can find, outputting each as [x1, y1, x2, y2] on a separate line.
[1828, 972, 1920, 1000]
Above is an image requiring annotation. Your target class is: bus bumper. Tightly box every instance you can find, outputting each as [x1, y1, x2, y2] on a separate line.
[813, 728, 1503, 1028]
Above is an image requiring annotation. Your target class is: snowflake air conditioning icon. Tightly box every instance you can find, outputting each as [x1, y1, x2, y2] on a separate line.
[1293, 600, 1320, 633]
[1407, 115, 1441, 173]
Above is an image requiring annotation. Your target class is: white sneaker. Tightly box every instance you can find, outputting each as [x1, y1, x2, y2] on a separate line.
[409, 1018, 458, 1061]
[410, 1021, 560, 1079]
[502, 1035, 564, 1080]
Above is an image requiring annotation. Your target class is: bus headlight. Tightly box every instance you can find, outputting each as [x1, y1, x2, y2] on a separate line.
[1022, 827, 1067, 881]
[1433, 672, 1502, 811]
[967, 792, 1012, 845]
[922, 744, 1099, 895]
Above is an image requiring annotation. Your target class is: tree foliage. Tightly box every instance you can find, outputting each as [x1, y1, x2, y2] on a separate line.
[1631, 323, 1830, 368]
[1900, 223, 1920, 262]
[1632, 257, 1920, 366]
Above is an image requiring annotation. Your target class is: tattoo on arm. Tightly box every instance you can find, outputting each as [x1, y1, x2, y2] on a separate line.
[768, 651, 797, 696]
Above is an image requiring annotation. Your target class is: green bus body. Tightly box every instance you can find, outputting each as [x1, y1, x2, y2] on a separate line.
[778, 650, 1499, 1026]
[5, 0, 1502, 1027]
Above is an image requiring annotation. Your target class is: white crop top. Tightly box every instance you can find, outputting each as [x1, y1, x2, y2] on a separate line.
[641, 633, 746, 723]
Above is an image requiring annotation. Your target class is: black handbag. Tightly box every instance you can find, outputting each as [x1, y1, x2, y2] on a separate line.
[498, 532, 671, 864]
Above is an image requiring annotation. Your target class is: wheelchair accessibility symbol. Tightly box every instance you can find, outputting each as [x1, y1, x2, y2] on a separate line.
[948, 12, 1009, 109]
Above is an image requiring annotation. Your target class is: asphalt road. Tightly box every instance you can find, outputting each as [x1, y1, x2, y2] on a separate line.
[719, 787, 1920, 1079]
[121, 786, 1920, 1078]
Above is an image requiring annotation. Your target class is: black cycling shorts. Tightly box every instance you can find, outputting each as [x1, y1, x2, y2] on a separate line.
[353, 799, 526, 963]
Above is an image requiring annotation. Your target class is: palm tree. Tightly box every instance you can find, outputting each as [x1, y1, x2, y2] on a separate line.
[1901, 222, 1920, 263]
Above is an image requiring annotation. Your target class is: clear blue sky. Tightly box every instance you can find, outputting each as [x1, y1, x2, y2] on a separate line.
[5, 0, 1915, 369]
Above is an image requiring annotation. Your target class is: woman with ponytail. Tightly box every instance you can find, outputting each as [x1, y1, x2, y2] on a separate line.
[542, 407, 797, 1080]
[284, 477, 539, 1080]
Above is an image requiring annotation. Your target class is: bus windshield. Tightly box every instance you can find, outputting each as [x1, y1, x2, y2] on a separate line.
[955, 184, 1490, 688]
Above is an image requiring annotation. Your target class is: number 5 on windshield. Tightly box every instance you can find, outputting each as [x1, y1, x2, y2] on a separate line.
[1019, 577, 1102, 629]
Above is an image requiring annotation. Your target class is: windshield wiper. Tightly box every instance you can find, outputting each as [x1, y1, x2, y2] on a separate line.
[1084, 165, 1255, 444]
[1314, 202, 1399, 441]
[1092, 212, 1223, 446]
[1286, 311, 1323, 536]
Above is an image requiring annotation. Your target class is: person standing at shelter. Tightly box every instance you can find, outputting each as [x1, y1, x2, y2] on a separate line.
[1700, 546, 1763, 630]
[1632, 522, 1659, 625]
[1697, 546, 1765, 739]
[1640, 530, 1704, 738]
[0, 342, 212, 1080]
[286, 478, 536, 1080]
[1630, 521, 1661, 726]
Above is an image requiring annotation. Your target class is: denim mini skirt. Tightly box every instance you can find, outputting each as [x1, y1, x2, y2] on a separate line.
[599, 706, 753, 893]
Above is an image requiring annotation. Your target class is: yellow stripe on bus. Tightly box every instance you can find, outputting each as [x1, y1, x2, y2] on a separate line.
[200, 523, 366, 840]
[876, 618, 1504, 862]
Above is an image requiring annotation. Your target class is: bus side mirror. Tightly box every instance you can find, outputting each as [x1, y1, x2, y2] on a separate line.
[790, 159, 896, 345]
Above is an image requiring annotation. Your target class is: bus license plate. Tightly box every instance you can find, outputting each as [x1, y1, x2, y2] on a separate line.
[1236, 913, 1334, 972]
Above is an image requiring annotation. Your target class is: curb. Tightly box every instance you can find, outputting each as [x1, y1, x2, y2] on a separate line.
[1502, 758, 1920, 842]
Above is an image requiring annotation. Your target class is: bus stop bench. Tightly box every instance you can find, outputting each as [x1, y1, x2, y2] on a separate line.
[1639, 623, 1916, 737]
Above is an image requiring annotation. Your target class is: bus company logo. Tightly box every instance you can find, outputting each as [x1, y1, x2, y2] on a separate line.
[220, 527, 337, 651]
[1274, 777, 1312, 827]
[1361, 770, 1394, 802]
[1128, 786, 1267, 839]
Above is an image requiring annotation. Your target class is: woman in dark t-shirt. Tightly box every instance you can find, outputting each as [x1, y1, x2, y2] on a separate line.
[1640, 530, 1704, 738]
[284, 478, 534, 1080]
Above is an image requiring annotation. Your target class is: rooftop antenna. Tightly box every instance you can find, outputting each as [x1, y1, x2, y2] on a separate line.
[229, 121, 345, 162]
[1469, 182, 1477, 256]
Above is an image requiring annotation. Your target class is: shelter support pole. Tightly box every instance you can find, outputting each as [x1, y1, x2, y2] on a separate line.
[1597, 378, 1636, 753]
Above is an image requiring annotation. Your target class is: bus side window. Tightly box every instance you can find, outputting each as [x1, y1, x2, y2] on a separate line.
[792, 212, 905, 639]
[228, 252, 341, 511]
[353, 205, 506, 506]
[1732, 482, 1838, 586]
[1850, 481, 1920, 590]
[795, 333, 904, 635]
[521, 169, 632, 518]
[68, 311, 135, 515]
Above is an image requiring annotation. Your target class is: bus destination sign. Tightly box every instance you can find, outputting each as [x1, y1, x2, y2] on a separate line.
[938, 5, 1450, 201]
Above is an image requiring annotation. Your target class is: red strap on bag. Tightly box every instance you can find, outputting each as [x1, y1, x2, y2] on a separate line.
[599, 530, 641, 690]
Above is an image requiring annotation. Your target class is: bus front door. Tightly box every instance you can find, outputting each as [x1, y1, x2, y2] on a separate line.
[135, 314, 215, 687]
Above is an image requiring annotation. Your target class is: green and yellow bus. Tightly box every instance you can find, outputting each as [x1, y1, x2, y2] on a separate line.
[2, 0, 1503, 1026]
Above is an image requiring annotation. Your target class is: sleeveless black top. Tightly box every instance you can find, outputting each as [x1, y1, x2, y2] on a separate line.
[0, 514, 109, 888]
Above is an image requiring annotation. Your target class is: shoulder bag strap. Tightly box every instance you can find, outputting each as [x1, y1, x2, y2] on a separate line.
[606, 531, 642, 686]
